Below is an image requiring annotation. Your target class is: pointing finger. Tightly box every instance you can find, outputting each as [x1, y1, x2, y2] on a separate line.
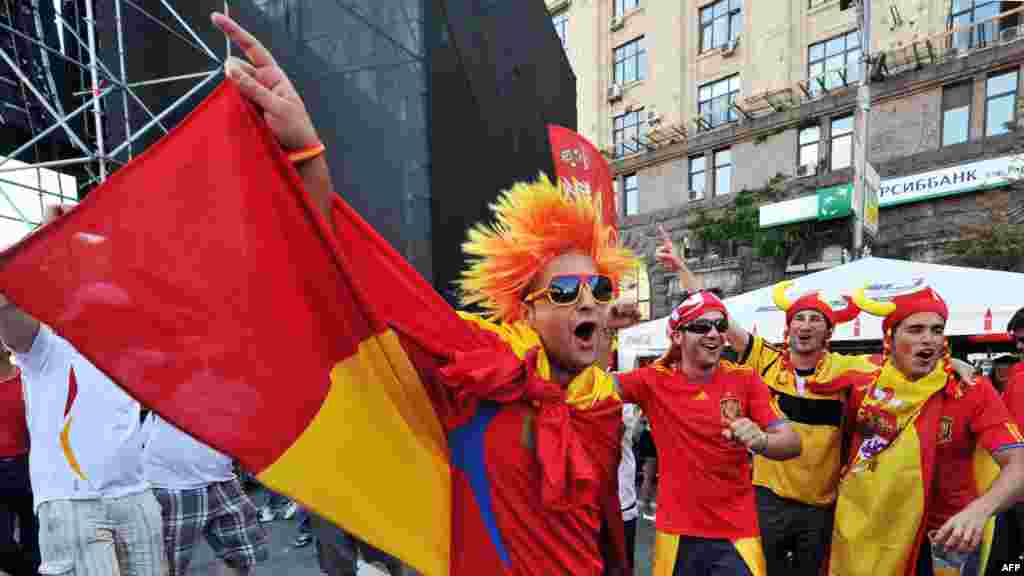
[212, 12, 279, 69]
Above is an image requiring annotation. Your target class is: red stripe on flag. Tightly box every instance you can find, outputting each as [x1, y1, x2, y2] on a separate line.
[0, 82, 370, 473]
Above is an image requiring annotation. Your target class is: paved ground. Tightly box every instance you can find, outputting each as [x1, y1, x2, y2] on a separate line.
[185, 487, 658, 575]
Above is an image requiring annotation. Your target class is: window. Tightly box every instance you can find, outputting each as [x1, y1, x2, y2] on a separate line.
[552, 12, 568, 47]
[950, 1, 1018, 51]
[808, 31, 861, 94]
[798, 125, 820, 172]
[830, 115, 854, 171]
[986, 70, 1018, 136]
[698, 74, 740, 130]
[700, 0, 743, 52]
[623, 173, 639, 216]
[688, 155, 706, 201]
[714, 149, 732, 196]
[614, 37, 646, 84]
[612, 109, 645, 158]
[615, 0, 640, 18]
[942, 82, 972, 146]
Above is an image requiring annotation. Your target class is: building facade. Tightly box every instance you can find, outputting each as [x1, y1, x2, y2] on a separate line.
[549, 0, 1024, 320]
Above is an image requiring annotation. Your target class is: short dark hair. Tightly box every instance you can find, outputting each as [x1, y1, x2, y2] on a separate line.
[1008, 307, 1024, 332]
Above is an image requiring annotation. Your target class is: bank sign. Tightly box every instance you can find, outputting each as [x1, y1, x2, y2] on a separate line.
[878, 154, 1024, 207]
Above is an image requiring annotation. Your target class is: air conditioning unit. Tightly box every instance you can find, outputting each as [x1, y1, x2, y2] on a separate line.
[607, 84, 624, 102]
[796, 163, 818, 177]
[610, 16, 624, 31]
[721, 37, 739, 56]
[647, 109, 661, 124]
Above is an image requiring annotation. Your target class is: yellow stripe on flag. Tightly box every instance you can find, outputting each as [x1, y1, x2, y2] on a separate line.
[973, 446, 1000, 574]
[652, 530, 680, 576]
[257, 329, 451, 576]
[733, 537, 767, 576]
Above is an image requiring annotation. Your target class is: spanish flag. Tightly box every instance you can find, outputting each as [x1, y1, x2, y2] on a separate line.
[0, 82, 501, 575]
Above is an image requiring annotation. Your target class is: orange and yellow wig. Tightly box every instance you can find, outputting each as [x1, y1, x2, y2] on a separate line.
[458, 174, 639, 324]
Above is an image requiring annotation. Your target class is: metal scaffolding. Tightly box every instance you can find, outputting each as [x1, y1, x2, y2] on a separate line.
[0, 0, 225, 234]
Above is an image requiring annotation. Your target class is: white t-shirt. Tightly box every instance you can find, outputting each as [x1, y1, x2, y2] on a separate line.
[18, 325, 148, 510]
[618, 404, 639, 521]
[142, 413, 234, 490]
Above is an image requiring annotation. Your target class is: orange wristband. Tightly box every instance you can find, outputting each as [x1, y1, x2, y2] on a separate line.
[287, 142, 326, 164]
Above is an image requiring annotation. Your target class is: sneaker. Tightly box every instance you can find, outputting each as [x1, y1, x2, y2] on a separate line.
[258, 506, 276, 523]
[293, 533, 313, 547]
[282, 501, 299, 520]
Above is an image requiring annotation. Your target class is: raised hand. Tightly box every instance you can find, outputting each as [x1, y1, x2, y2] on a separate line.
[210, 12, 320, 152]
[608, 301, 644, 330]
[654, 224, 683, 272]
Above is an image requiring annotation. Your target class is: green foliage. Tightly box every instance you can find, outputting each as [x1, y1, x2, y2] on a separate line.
[944, 222, 1024, 271]
[693, 174, 790, 259]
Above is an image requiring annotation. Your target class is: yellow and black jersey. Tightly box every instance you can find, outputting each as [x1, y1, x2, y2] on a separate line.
[738, 335, 877, 507]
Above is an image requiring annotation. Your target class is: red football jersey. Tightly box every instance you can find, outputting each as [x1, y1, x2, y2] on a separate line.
[926, 377, 1024, 531]
[617, 362, 785, 539]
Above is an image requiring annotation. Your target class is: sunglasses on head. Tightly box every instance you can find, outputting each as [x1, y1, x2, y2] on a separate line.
[683, 318, 729, 334]
[523, 274, 616, 306]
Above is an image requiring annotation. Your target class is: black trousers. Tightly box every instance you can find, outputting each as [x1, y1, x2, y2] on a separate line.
[0, 455, 38, 576]
[755, 486, 832, 576]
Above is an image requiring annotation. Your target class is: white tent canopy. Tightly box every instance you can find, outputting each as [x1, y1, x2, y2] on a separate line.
[618, 257, 1024, 370]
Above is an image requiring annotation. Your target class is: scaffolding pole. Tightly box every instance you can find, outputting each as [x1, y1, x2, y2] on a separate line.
[84, 0, 107, 180]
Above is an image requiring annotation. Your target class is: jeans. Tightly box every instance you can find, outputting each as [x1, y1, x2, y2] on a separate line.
[0, 455, 38, 576]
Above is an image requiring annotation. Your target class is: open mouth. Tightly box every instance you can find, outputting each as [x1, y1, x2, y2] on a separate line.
[574, 321, 597, 346]
[915, 349, 936, 362]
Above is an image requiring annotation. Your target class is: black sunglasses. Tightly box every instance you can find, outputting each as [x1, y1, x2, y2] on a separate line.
[683, 318, 729, 334]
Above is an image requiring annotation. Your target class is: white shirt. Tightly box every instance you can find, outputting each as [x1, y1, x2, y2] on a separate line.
[618, 404, 639, 521]
[143, 414, 234, 490]
[18, 325, 148, 510]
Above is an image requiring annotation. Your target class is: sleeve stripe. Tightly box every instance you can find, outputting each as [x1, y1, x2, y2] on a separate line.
[991, 443, 1024, 455]
[765, 418, 789, 430]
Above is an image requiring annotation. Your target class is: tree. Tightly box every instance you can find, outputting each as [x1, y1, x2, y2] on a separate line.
[944, 222, 1024, 271]
[692, 174, 792, 260]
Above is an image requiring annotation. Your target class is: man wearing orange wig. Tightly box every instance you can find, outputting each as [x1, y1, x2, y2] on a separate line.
[210, 14, 641, 574]
[813, 282, 1024, 575]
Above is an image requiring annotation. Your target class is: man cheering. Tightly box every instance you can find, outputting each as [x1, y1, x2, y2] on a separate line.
[615, 291, 801, 576]
[820, 283, 1024, 575]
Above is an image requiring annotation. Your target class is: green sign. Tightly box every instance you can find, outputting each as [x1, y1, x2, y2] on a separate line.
[816, 184, 852, 221]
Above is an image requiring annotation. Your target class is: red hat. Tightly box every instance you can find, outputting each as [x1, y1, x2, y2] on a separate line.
[852, 280, 949, 335]
[668, 290, 728, 332]
[772, 280, 860, 328]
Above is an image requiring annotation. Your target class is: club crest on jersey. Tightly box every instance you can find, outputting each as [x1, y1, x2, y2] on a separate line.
[938, 416, 954, 444]
[720, 394, 742, 421]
